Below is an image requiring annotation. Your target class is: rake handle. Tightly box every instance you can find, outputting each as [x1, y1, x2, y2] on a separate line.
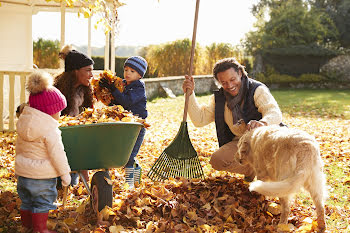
[183, 0, 200, 122]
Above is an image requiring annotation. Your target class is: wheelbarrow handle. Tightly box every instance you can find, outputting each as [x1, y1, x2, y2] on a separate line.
[79, 171, 93, 196]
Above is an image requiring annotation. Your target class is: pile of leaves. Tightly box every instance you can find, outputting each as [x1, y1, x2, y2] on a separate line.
[91, 70, 124, 106]
[58, 105, 149, 128]
[1, 96, 349, 232]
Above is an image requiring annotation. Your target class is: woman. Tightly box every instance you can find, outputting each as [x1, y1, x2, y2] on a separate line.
[54, 45, 94, 116]
[54, 45, 94, 185]
[182, 57, 283, 182]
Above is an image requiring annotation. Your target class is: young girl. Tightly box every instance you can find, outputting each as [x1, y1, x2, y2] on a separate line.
[99, 56, 148, 189]
[15, 71, 71, 233]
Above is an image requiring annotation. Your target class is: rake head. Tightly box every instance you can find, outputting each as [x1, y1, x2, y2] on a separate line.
[148, 122, 204, 181]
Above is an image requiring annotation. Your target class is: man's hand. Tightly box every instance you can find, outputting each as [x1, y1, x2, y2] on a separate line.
[182, 75, 195, 95]
[99, 78, 116, 92]
[247, 120, 266, 131]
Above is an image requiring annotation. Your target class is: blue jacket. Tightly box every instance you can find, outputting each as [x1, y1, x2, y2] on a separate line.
[111, 79, 148, 119]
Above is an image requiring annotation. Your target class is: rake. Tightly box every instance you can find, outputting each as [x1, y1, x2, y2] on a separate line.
[148, 0, 204, 181]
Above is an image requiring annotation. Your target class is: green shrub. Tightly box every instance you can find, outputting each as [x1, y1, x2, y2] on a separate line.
[254, 72, 328, 84]
[298, 74, 328, 82]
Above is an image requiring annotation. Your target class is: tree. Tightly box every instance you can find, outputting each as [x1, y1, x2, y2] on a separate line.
[309, 0, 350, 48]
[244, 0, 339, 54]
[33, 38, 61, 68]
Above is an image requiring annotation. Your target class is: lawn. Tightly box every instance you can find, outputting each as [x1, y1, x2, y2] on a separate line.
[0, 89, 349, 232]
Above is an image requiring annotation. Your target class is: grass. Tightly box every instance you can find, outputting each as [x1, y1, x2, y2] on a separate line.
[271, 89, 350, 119]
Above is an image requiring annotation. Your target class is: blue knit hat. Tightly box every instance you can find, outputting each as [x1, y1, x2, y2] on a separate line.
[124, 56, 148, 78]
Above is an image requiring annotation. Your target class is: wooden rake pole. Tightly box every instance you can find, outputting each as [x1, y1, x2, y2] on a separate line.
[148, 0, 204, 181]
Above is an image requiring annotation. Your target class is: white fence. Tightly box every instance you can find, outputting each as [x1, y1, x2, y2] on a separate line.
[0, 70, 216, 132]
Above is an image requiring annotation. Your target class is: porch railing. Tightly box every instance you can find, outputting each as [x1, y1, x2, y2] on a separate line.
[0, 71, 30, 132]
[1, 70, 215, 132]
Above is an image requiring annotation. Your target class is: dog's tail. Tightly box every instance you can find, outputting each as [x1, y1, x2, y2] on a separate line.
[249, 172, 305, 197]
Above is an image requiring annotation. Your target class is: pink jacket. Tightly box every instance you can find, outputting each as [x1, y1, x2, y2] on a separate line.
[15, 106, 71, 179]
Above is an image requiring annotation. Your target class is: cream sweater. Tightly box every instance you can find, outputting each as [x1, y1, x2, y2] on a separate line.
[15, 106, 71, 179]
[187, 85, 282, 137]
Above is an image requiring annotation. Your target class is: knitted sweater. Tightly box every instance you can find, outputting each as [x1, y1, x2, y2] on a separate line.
[187, 85, 282, 138]
[15, 106, 71, 179]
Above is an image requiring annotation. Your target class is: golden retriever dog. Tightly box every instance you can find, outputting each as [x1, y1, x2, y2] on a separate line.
[236, 125, 326, 232]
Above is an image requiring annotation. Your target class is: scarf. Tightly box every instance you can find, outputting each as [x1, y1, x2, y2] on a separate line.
[224, 75, 248, 124]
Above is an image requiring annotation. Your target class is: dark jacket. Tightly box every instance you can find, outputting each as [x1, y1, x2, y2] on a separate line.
[111, 79, 148, 119]
[214, 78, 263, 147]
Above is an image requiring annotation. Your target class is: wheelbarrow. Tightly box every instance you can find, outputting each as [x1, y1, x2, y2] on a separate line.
[59, 121, 143, 213]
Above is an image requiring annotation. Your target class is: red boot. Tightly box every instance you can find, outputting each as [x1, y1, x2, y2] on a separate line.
[32, 212, 56, 233]
[20, 209, 32, 229]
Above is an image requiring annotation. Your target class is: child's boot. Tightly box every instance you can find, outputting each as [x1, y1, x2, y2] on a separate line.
[125, 167, 134, 189]
[32, 212, 56, 233]
[20, 209, 32, 230]
[134, 164, 142, 186]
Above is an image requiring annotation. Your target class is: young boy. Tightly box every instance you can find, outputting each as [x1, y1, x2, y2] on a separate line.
[99, 56, 148, 189]
[16, 71, 71, 233]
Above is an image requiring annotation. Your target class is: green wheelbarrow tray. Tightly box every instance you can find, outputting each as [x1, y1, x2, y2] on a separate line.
[60, 122, 143, 171]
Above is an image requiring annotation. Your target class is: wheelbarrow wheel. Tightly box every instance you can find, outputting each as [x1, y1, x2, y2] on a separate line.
[90, 171, 112, 213]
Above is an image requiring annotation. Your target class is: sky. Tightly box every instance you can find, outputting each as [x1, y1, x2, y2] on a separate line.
[32, 0, 259, 48]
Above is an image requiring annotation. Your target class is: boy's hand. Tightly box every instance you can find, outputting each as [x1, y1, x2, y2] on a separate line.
[99, 78, 116, 92]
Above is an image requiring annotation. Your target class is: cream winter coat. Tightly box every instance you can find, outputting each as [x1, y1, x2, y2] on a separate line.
[15, 106, 71, 179]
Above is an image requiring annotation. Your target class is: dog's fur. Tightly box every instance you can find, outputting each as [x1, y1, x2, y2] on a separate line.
[236, 125, 326, 231]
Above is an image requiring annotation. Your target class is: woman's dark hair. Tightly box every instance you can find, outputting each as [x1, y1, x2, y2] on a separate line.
[213, 57, 247, 80]
[53, 71, 93, 116]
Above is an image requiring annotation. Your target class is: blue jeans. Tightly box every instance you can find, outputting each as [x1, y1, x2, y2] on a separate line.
[17, 176, 57, 213]
[125, 127, 146, 167]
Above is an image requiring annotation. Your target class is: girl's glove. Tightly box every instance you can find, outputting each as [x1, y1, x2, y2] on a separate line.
[99, 78, 116, 92]
[61, 174, 71, 187]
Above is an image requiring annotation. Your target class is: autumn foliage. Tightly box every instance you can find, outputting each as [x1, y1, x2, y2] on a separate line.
[0, 95, 349, 232]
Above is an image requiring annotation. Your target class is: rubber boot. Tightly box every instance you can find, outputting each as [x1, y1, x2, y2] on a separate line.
[20, 209, 32, 230]
[125, 167, 134, 189]
[32, 212, 56, 233]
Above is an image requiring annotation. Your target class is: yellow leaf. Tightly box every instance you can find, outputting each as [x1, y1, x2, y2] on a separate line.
[109, 225, 125, 233]
[226, 215, 234, 223]
[76, 201, 86, 214]
[266, 211, 273, 217]
[187, 210, 198, 221]
[63, 217, 75, 225]
[100, 206, 115, 220]
[267, 202, 281, 215]
[77, 185, 83, 195]
[277, 223, 294, 232]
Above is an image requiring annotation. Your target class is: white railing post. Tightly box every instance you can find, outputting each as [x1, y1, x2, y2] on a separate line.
[20, 73, 27, 104]
[0, 72, 4, 131]
[8, 73, 15, 131]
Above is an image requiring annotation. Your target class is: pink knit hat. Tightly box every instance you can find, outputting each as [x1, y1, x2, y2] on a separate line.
[27, 71, 67, 115]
